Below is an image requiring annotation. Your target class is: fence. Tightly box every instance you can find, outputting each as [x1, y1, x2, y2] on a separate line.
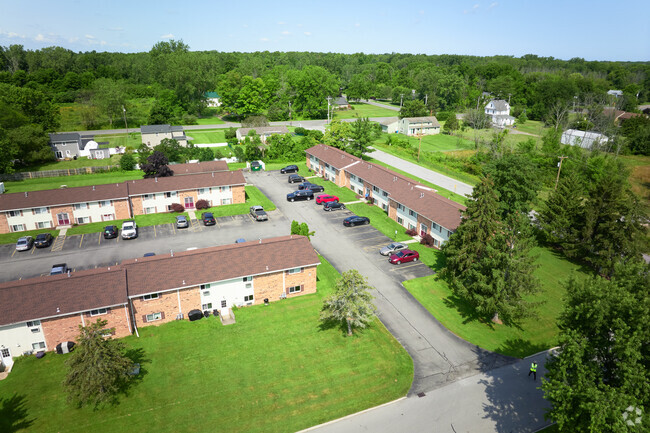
[0, 166, 117, 182]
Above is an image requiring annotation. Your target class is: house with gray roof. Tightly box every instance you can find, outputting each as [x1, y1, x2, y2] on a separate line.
[236, 126, 290, 143]
[379, 117, 399, 134]
[140, 124, 188, 148]
[398, 116, 441, 136]
[333, 96, 350, 110]
[49, 133, 94, 160]
[485, 99, 515, 127]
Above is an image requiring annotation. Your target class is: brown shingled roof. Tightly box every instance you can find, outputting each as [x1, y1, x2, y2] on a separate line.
[0, 267, 128, 326]
[306, 144, 360, 169]
[170, 160, 228, 175]
[123, 235, 319, 296]
[127, 171, 246, 195]
[0, 183, 129, 212]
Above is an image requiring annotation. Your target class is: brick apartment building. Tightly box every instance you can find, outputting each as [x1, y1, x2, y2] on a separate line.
[0, 236, 319, 369]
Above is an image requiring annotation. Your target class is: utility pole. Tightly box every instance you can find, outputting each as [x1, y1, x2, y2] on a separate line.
[288, 101, 292, 126]
[416, 132, 424, 162]
[425, 94, 428, 106]
[326, 96, 332, 124]
[122, 106, 128, 134]
[555, 156, 568, 190]
[400, 94, 404, 109]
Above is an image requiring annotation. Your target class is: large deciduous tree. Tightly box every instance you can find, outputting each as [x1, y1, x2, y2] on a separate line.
[63, 319, 134, 407]
[348, 117, 375, 158]
[398, 99, 428, 119]
[320, 270, 377, 336]
[141, 150, 173, 178]
[484, 153, 541, 219]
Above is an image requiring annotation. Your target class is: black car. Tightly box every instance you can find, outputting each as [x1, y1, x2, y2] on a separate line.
[202, 212, 216, 226]
[286, 190, 314, 202]
[288, 174, 305, 184]
[34, 233, 54, 248]
[280, 165, 299, 174]
[297, 182, 324, 193]
[103, 225, 118, 239]
[343, 216, 370, 227]
[323, 201, 346, 211]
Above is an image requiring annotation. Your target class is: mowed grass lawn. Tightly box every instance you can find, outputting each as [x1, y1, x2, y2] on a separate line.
[403, 246, 590, 358]
[188, 129, 227, 144]
[333, 102, 400, 120]
[17, 155, 122, 172]
[304, 177, 359, 202]
[0, 256, 413, 433]
[2, 171, 144, 193]
[345, 203, 412, 242]
[93, 133, 143, 149]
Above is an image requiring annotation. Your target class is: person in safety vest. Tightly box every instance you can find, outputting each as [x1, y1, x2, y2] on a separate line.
[528, 361, 538, 380]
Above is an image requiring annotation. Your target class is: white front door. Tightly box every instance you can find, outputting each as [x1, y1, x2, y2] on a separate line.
[1, 347, 13, 368]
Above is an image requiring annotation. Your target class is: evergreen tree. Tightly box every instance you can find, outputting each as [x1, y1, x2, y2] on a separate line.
[63, 319, 134, 407]
[485, 153, 541, 219]
[443, 114, 459, 134]
[320, 270, 377, 336]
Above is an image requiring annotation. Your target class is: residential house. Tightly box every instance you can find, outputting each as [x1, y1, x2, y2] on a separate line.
[607, 90, 623, 98]
[333, 96, 351, 110]
[204, 91, 221, 107]
[49, 133, 93, 160]
[484, 100, 515, 127]
[306, 144, 465, 247]
[141, 124, 188, 148]
[0, 236, 318, 368]
[379, 117, 399, 134]
[0, 183, 131, 233]
[236, 126, 290, 143]
[398, 116, 441, 136]
[561, 129, 609, 149]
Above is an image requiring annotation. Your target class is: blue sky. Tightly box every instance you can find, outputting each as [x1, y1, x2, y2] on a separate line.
[1, 0, 648, 61]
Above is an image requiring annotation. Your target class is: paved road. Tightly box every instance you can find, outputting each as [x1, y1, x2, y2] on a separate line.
[247, 170, 512, 396]
[360, 99, 400, 112]
[304, 351, 553, 433]
[369, 147, 475, 198]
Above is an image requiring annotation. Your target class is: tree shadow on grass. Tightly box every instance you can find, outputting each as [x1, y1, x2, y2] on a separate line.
[0, 393, 34, 432]
[442, 292, 486, 326]
[495, 338, 551, 359]
[115, 348, 150, 401]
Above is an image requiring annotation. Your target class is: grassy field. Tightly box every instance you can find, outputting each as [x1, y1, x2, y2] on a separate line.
[385, 132, 474, 153]
[0, 228, 60, 246]
[187, 129, 227, 144]
[345, 203, 412, 242]
[93, 133, 143, 149]
[199, 185, 277, 218]
[512, 120, 546, 136]
[2, 171, 144, 194]
[333, 102, 399, 120]
[193, 116, 226, 125]
[0, 256, 413, 433]
[59, 99, 154, 132]
[620, 154, 650, 212]
[304, 177, 360, 202]
[16, 155, 121, 172]
[403, 246, 590, 358]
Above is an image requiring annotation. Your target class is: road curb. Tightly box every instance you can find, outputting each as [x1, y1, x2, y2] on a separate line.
[524, 346, 560, 359]
[296, 397, 407, 432]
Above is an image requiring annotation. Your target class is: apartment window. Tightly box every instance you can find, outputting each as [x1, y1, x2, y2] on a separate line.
[203, 290, 210, 296]
[90, 308, 108, 316]
[221, 198, 232, 205]
[198, 188, 207, 194]
[200, 283, 211, 290]
[397, 204, 405, 211]
[220, 186, 231, 192]
[242, 276, 252, 282]
[382, 191, 388, 197]
[288, 285, 302, 294]
[32, 207, 48, 214]
[287, 267, 302, 274]
[102, 214, 115, 221]
[447, 229, 452, 238]
[141, 293, 160, 301]
[357, 188, 363, 195]
[36, 221, 52, 229]
[245, 282, 252, 289]
[11, 224, 25, 232]
[373, 186, 379, 193]
[74, 203, 89, 210]
[76, 216, 90, 224]
[432, 222, 439, 231]
[202, 303, 213, 310]
[408, 223, 416, 230]
[27, 320, 40, 327]
[8, 210, 21, 217]
[100, 200, 111, 207]
[32, 342, 46, 350]
[397, 217, 404, 225]
[409, 210, 417, 218]
[244, 295, 254, 303]
[165, 191, 177, 198]
[221, 300, 227, 308]
[145, 312, 162, 322]
[143, 194, 154, 200]
[144, 207, 156, 214]
[350, 174, 357, 181]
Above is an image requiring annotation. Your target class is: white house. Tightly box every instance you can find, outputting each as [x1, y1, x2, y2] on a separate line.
[485, 100, 515, 127]
[561, 129, 609, 149]
[398, 117, 441, 136]
[204, 91, 221, 107]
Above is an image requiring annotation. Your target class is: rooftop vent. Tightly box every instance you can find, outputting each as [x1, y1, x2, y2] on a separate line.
[212, 172, 214, 177]
[266, 265, 269, 271]
[182, 280, 185, 285]
[420, 193, 424, 198]
[393, 176, 397, 182]
[56, 307, 60, 313]
[155, 177, 158, 183]
[92, 185, 95, 191]
[24, 192, 28, 197]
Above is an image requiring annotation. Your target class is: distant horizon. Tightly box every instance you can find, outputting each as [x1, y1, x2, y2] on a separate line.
[1, 0, 648, 62]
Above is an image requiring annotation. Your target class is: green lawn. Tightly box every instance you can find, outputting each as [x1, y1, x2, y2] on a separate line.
[0, 228, 60, 246]
[0, 256, 413, 433]
[93, 133, 143, 149]
[16, 155, 121, 172]
[512, 120, 546, 136]
[403, 246, 590, 358]
[305, 177, 360, 202]
[187, 129, 227, 144]
[386, 132, 474, 153]
[332, 102, 400, 120]
[2, 171, 144, 194]
[345, 203, 412, 242]
[192, 116, 226, 125]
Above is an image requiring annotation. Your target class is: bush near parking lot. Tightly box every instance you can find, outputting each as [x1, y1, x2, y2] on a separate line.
[420, 233, 435, 247]
[170, 203, 185, 212]
[405, 228, 417, 236]
[195, 199, 209, 210]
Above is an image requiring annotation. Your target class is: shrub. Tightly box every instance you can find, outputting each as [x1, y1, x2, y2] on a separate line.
[224, 127, 237, 140]
[195, 199, 210, 210]
[169, 203, 185, 212]
[405, 228, 417, 236]
[294, 127, 308, 136]
[119, 153, 136, 171]
[420, 233, 435, 247]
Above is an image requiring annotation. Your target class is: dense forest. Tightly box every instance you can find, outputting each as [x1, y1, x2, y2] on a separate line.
[0, 40, 649, 172]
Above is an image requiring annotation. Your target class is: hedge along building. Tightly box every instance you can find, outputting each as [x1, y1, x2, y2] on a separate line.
[306, 144, 465, 247]
[0, 236, 319, 369]
[0, 170, 246, 234]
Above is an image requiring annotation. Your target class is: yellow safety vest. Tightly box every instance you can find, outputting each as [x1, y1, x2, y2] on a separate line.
[530, 363, 537, 372]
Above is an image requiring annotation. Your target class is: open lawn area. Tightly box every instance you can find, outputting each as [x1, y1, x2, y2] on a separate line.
[384, 132, 474, 153]
[93, 133, 143, 149]
[403, 246, 591, 358]
[198, 185, 276, 218]
[303, 176, 360, 202]
[333, 102, 399, 120]
[511, 120, 547, 136]
[2, 171, 143, 194]
[58, 99, 154, 132]
[0, 228, 60, 246]
[345, 203, 412, 242]
[16, 155, 121, 172]
[188, 129, 227, 144]
[192, 116, 226, 125]
[0, 256, 413, 433]
[620, 154, 650, 212]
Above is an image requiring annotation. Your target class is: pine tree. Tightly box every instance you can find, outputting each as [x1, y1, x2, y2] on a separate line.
[320, 270, 377, 336]
[63, 319, 134, 407]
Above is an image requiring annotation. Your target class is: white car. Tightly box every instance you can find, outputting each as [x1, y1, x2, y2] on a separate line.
[380, 242, 408, 256]
[15, 236, 34, 251]
[121, 221, 138, 239]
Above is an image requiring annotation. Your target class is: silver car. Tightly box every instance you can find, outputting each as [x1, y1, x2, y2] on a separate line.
[176, 215, 189, 229]
[15, 236, 34, 251]
[380, 242, 408, 256]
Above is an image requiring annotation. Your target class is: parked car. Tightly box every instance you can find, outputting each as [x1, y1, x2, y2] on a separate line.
[50, 263, 69, 275]
[121, 221, 138, 239]
[280, 165, 299, 174]
[323, 201, 346, 211]
[235, 238, 246, 244]
[34, 233, 54, 248]
[103, 225, 118, 239]
[288, 174, 305, 184]
[143, 252, 156, 257]
[380, 242, 408, 256]
[316, 194, 339, 205]
[175, 215, 189, 229]
[15, 236, 34, 251]
[286, 190, 314, 202]
[297, 182, 324, 192]
[202, 212, 216, 226]
[388, 249, 420, 265]
[249, 205, 268, 221]
[343, 216, 370, 227]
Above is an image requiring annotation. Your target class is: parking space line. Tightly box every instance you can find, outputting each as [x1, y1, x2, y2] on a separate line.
[11, 249, 16, 258]
[171, 223, 176, 235]
[79, 234, 84, 248]
[388, 262, 423, 271]
[153, 225, 157, 238]
[31, 247, 36, 255]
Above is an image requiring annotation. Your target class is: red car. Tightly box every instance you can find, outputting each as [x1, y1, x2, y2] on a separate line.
[316, 194, 339, 205]
[388, 249, 419, 264]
